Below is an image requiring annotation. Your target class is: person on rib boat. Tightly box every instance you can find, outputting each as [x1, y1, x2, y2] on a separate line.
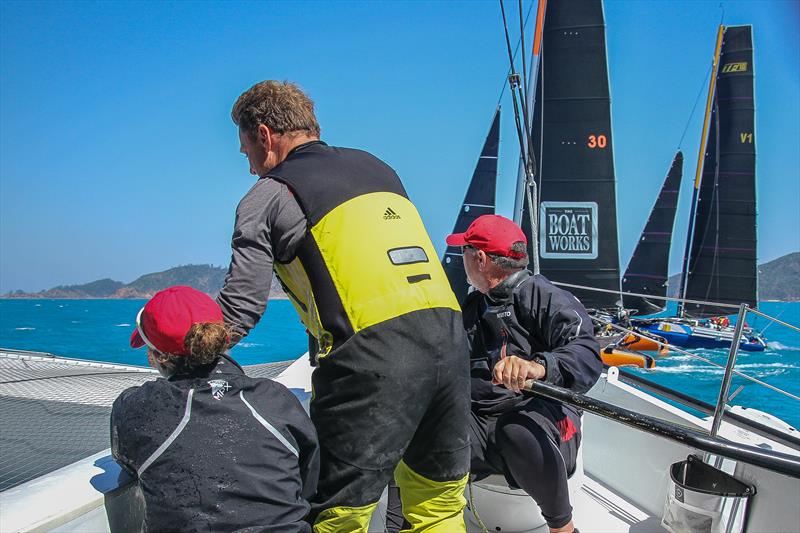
[446, 215, 602, 533]
[112, 285, 319, 532]
[218, 80, 471, 532]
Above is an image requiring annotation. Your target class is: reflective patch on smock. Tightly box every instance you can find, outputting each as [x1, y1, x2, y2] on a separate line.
[311, 192, 459, 333]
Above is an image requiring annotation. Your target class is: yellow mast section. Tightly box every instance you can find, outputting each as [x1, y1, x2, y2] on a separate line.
[693, 25, 726, 189]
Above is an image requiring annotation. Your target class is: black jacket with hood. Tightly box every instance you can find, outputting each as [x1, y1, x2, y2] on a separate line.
[111, 354, 319, 532]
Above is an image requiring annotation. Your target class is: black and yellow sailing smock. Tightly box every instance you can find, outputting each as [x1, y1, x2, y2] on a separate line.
[221, 140, 471, 533]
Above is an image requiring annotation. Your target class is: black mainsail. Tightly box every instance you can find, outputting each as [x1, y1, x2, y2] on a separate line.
[622, 151, 683, 315]
[442, 108, 500, 304]
[680, 26, 757, 317]
[520, 0, 621, 310]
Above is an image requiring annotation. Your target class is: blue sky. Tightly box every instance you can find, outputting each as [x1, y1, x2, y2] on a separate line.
[1, 0, 798, 292]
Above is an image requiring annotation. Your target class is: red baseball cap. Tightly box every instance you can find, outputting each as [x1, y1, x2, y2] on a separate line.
[130, 286, 224, 356]
[446, 214, 527, 258]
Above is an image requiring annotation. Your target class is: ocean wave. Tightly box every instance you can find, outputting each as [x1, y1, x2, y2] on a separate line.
[34, 304, 41, 307]
[655, 365, 722, 374]
[14, 327, 35, 331]
[237, 342, 262, 348]
[768, 341, 800, 352]
[655, 362, 797, 375]
[736, 363, 798, 370]
[114, 323, 131, 327]
[663, 355, 701, 362]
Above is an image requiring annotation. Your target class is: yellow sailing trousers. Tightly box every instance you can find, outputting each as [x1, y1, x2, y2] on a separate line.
[313, 461, 467, 533]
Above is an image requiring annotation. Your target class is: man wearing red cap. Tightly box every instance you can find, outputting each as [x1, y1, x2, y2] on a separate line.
[113, 286, 319, 532]
[446, 215, 602, 533]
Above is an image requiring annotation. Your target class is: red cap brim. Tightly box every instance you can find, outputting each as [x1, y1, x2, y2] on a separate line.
[445, 233, 469, 246]
[130, 329, 145, 349]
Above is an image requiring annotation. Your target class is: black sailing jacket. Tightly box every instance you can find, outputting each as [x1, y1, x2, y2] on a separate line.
[111, 354, 319, 532]
[463, 270, 602, 416]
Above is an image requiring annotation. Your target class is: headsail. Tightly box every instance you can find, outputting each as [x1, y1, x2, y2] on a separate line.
[622, 151, 683, 315]
[442, 108, 500, 304]
[683, 26, 757, 317]
[521, 0, 621, 310]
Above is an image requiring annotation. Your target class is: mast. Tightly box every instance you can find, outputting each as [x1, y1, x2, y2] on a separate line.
[678, 25, 725, 317]
[622, 151, 683, 315]
[682, 25, 758, 317]
[442, 108, 501, 304]
[520, 0, 621, 310]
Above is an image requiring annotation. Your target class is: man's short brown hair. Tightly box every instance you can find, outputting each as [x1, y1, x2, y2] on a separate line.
[231, 80, 321, 139]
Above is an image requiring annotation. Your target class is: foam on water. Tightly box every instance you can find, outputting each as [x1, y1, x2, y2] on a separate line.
[768, 341, 800, 351]
[237, 342, 263, 348]
[114, 323, 131, 327]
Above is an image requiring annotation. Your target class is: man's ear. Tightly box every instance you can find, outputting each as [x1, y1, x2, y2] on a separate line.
[476, 249, 487, 271]
[257, 124, 272, 150]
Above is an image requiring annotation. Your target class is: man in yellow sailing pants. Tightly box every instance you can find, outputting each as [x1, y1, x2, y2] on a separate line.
[217, 80, 470, 532]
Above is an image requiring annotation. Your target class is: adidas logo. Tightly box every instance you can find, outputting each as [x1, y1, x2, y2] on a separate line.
[383, 207, 401, 220]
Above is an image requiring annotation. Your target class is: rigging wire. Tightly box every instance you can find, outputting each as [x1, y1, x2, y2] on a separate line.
[499, 0, 531, 172]
[499, 0, 537, 176]
[518, 0, 528, 99]
[676, 63, 713, 149]
[496, 0, 535, 104]
[676, 4, 726, 149]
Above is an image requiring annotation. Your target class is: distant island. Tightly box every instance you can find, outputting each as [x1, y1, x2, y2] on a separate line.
[1, 264, 287, 300]
[667, 251, 800, 302]
[3, 252, 798, 301]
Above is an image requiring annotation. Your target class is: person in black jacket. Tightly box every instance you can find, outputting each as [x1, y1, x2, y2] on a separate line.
[112, 285, 319, 532]
[446, 215, 602, 533]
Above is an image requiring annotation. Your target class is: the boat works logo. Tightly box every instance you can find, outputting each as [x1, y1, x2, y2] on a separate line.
[539, 202, 598, 260]
[721, 62, 748, 74]
[383, 207, 401, 220]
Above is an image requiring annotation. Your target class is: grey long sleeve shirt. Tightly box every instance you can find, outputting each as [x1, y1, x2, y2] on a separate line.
[217, 177, 307, 340]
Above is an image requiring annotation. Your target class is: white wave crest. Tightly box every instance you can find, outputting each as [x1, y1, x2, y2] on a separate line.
[237, 342, 262, 348]
[114, 323, 131, 327]
[656, 362, 797, 375]
[736, 363, 798, 370]
[768, 341, 800, 352]
[14, 327, 35, 331]
[656, 365, 723, 374]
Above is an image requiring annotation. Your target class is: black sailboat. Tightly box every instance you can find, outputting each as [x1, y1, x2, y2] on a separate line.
[519, 0, 621, 310]
[635, 25, 765, 351]
[679, 26, 758, 318]
[442, 107, 501, 304]
[622, 151, 683, 315]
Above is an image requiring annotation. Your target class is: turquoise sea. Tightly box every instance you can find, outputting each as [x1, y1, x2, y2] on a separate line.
[1, 299, 798, 429]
